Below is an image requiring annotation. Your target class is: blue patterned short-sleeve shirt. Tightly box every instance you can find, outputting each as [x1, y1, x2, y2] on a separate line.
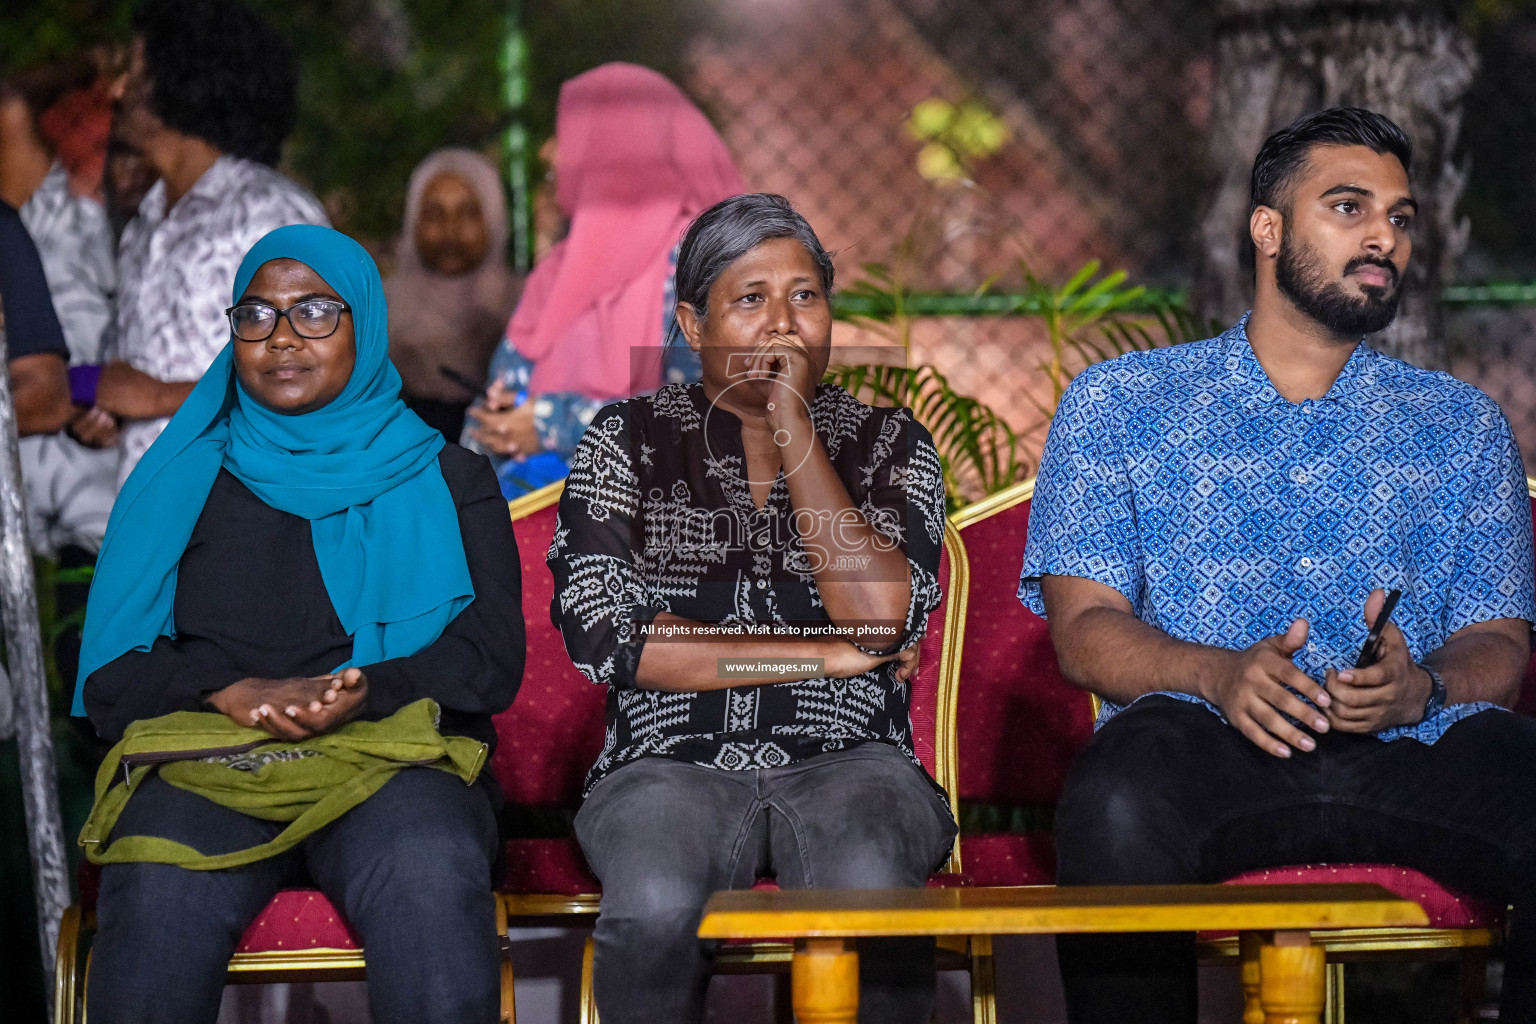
[1020, 315, 1535, 743]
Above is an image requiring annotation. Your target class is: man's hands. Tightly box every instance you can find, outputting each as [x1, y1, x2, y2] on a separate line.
[1201, 618, 1332, 758]
[1325, 588, 1431, 734]
[1204, 589, 1431, 753]
[206, 668, 368, 740]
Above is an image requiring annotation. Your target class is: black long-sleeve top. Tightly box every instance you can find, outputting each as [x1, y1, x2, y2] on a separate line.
[84, 444, 524, 750]
[0, 200, 69, 360]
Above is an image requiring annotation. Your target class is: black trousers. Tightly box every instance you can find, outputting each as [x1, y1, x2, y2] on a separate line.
[1054, 696, 1536, 1024]
[88, 768, 501, 1024]
[575, 743, 959, 1024]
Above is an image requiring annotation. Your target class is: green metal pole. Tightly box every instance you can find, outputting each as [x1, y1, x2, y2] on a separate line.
[501, 0, 531, 271]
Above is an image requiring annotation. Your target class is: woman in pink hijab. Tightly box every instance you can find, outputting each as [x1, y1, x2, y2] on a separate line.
[464, 62, 744, 497]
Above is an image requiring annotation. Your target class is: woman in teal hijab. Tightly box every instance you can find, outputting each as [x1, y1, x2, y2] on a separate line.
[78, 225, 524, 1024]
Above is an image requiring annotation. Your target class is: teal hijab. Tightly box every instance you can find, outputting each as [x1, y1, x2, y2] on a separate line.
[74, 225, 474, 716]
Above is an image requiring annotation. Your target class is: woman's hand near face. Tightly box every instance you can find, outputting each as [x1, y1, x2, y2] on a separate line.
[751, 333, 819, 438]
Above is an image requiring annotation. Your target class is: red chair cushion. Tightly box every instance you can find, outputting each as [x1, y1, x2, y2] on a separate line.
[500, 837, 600, 896]
[491, 500, 607, 809]
[1221, 864, 1503, 930]
[955, 496, 1094, 807]
[234, 888, 360, 953]
[959, 832, 1058, 887]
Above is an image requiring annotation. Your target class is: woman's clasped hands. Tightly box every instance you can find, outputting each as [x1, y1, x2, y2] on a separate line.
[207, 666, 368, 739]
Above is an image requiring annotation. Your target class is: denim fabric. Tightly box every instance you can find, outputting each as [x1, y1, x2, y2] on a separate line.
[88, 767, 501, 1024]
[575, 742, 958, 1024]
[1053, 696, 1536, 1024]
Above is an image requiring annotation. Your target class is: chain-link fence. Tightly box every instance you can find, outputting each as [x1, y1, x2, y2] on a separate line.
[670, 0, 1536, 476]
[687, 0, 1209, 291]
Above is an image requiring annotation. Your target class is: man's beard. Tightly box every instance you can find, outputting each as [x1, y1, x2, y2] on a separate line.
[1275, 230, 1403, 337]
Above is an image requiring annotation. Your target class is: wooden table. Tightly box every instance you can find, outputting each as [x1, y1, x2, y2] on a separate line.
[697, 883, 1429, 1024]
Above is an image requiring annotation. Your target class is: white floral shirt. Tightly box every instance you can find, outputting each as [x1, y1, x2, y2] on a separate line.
[114, 155, 327, 484]
[18, 163, 118, 554]
[20, 162, 114, 364]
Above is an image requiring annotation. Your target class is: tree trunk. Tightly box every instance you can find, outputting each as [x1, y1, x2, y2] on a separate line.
[0, 331, 70, 1021]
[1195, 0, 1477, 368]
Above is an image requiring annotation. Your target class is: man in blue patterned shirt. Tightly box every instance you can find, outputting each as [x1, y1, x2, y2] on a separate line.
[1022, 108, 1536, 1022]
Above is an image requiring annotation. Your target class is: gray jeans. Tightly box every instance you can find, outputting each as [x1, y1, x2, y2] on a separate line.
[575, 742, 958, 1024]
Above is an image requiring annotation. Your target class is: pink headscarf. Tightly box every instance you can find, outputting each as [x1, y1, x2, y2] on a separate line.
[386, 148, 522, 402]
[510, 63, 745, 399]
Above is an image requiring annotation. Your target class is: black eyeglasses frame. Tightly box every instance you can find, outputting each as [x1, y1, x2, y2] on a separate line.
[224, 299, 353, 342]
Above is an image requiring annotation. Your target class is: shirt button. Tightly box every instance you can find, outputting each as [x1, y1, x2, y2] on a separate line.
[1292, 468, 1309, 484]
[756, 580, 767, 590]
[1308, 642, 1317, 652]
[1299, 557, 1313, 569]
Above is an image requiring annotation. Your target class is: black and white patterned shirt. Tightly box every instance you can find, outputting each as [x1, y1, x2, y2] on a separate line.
[549, 382, 946, 795]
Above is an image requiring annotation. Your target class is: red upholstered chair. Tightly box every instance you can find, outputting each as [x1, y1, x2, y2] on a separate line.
[946, 478, 1536, 1024]
[496, 481, 608, 917]
[494, 486, 972, 1023]
[948, 479, 1094, 1024]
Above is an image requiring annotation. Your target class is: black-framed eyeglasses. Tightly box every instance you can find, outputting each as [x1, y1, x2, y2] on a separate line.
[225, 299, 351, 342]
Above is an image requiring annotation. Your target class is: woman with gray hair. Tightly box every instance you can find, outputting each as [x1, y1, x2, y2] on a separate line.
[548, 193, 957, 1023]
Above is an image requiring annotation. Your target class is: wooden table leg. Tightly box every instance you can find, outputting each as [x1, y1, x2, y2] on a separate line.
[1239, 931, 1266, 1024]
[1259, 931, 1325, 1024]
[791, 938, 858, 1024]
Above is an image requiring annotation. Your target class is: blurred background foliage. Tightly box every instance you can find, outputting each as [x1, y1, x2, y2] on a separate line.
[1, 0, 704, 244]
[5, 0, 1536, 270]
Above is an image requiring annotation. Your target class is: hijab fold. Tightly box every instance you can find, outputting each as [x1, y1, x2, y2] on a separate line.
[510, 63, 745, 400]
[75, 225, 474, 715]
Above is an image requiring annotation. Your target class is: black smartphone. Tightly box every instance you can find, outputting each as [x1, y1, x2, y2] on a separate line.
[1353, 588, 1403, 668]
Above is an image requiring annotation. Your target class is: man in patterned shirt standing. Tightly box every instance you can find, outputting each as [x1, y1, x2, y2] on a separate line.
[1022, 108, 1536, 1022]
[97, 0, 327, 485]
